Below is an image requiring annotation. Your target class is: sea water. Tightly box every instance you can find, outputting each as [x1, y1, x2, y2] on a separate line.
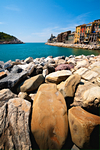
[0, 43, 100, 62]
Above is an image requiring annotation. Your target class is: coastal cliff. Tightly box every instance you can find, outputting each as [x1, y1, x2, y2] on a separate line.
[0, 32, 24, 44]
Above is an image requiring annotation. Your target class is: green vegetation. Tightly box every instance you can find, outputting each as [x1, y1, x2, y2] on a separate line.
[0, 32, 16, 42]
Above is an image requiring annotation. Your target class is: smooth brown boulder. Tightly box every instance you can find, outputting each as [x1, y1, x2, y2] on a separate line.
[57, 74, 81, 98]
[45, 70, 72, 84]
[20, 74, 44, 92]
[31, 83, 68, 150]
[68, 106, 100, 149]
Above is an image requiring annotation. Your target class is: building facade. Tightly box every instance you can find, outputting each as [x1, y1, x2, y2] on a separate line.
[80, 24, 86, 44]
[75, 25, 81, 43]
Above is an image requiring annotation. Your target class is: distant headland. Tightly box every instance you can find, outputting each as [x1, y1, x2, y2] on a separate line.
[0, 32, 24, 44]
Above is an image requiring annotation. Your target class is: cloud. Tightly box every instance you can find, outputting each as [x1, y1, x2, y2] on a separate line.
[5, 5, 20, 11]
[0, 22, 4, 24]
[31, 12, 91, 42]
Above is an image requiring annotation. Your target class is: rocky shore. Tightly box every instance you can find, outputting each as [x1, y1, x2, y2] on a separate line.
[0, 54, 100, 150]
[45, 42, 100, 50]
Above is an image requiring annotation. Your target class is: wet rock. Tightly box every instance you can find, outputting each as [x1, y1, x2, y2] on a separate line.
[0, 98, 32, 150]
[55, 64, 74, 71]
[0, 89, 17, 107]
[58, 74, 81, 98]
[45, 70, 72, 84]
[68, 106, 100, 149]
[20, 74, 44, 92]
[31, 83, 68, 150]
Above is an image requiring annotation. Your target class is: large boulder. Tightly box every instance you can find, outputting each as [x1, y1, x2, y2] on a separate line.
[57, 74, 81, 98]
[0, 89, 17, 107]
[55, 64, 74, 71]
[18, 62, 35, 75]
[0, 71, 28, 90]
[45, 70, 72, 84]
[20, 74, 44, 92]
[68, 106, 100, 149]
[71, 82, 100, 110]
[0, 98, 32, 150]
[31, 83, 68, 150]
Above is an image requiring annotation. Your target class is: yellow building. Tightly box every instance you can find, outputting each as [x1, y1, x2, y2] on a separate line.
[84, 23, 92, 44]
[75, 25, 81, 43]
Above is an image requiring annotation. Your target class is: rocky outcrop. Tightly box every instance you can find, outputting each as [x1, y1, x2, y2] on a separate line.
[68, 106, 100, 149]
[31, 83, 68, 150]
[0, 98, 32, 149]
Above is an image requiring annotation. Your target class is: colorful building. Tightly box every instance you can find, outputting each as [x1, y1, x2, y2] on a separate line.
[75, 25, 81, 43]
[84, 23, 92, 44]
[80, 24, 86, 44]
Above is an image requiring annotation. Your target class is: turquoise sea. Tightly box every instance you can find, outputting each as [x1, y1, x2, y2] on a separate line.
[0, 43, 100, 62]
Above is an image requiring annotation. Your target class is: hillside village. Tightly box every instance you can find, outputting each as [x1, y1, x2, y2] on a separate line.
[47, 19, 100, 45]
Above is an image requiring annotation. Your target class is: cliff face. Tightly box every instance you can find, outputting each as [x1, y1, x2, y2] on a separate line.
[0, 32, 24, 44]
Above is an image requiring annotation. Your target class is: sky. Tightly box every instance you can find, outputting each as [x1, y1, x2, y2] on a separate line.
[0, 0, 100, 42]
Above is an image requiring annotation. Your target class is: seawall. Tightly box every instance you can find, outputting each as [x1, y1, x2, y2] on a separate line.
[45, 42, 100, 50]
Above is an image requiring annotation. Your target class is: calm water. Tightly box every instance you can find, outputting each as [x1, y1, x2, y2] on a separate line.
[0, 43, 100, 62]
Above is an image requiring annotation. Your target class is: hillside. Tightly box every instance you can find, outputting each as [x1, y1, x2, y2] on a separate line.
[0, 32, 24, 44]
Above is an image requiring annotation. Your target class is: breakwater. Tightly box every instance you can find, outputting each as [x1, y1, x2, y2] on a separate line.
[0, 54, 100, 149]
[45, 42, 100, 50]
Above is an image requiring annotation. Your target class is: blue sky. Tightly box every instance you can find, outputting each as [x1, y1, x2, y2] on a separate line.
[0, 0, 100, 42]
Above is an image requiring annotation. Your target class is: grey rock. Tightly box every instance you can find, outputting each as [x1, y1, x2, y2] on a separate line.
[0, 98, 32, 150]
[4, 60, 13, 69]
[0, 89, 17, 107]
[0, 71, 28, 90]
